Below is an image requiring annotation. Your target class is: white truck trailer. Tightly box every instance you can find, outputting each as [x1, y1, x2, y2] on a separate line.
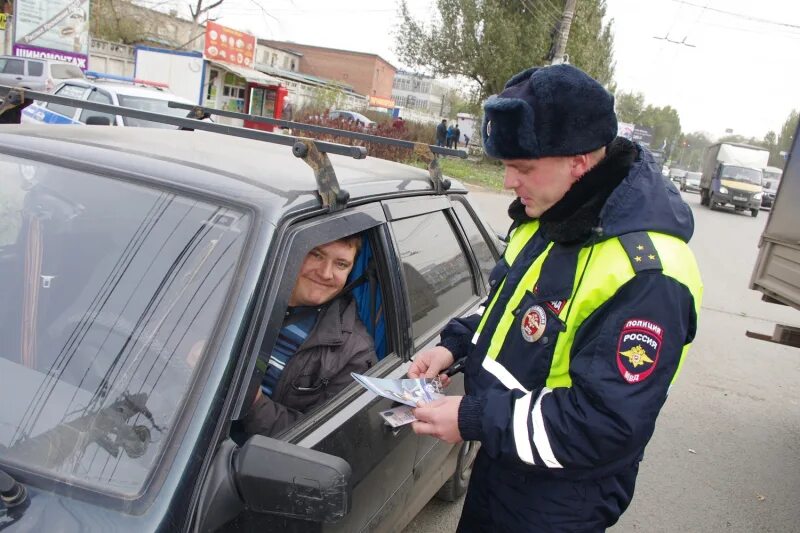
[699, 142, 769, 217]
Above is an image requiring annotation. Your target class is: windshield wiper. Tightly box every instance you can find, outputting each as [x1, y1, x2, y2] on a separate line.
[0, 468, 27, 508]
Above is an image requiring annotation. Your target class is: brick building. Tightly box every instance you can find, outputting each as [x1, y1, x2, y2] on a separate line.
[258, 40, 396, 109]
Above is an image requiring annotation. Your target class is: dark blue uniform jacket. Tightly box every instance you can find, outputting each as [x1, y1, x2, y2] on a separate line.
[442, 141, 699, 480]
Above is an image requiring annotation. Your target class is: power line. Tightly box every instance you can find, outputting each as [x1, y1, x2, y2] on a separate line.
[668, 0, 800, 30]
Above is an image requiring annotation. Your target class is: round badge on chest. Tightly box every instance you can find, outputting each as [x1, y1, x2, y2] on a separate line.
[520, 305, 547, 342]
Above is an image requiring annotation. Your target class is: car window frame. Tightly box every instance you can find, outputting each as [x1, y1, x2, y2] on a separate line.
[26, 60, 44, 77]
[79, 88, 116, 124]
[382, 195, 486, 349]
[450, 194, 503, 288]
[45, 83, 90, 120]
[230, 203, 389, 423]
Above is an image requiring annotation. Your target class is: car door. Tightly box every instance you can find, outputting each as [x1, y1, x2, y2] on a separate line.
[224, 203, 421, 532]
[382, 194, 501, 507]
[34, 83, 89, 124]
[0, 57, 25, 88]
[24, 60, 46, 91]
[78, 89, 116, 125]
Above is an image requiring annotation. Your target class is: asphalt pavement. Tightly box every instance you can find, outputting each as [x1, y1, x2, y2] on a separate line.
[403, 183, 800, 533]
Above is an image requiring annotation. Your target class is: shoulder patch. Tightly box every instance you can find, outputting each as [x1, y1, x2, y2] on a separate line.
[618, 232, 662, 273]
[616, 318, 663, 384]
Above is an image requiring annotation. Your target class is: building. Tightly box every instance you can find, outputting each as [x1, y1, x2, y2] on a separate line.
[391, 70, 453, 123]
[256, 42, 301, 73]
[258, 39, 396, 110]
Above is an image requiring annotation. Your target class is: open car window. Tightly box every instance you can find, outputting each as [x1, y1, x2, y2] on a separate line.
[0, 154, 250, 496]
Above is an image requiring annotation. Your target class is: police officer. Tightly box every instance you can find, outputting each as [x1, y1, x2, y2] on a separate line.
[409, 64, 702, 531]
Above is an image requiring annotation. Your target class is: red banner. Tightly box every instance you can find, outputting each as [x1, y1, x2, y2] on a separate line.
[204, 21, 255, 68]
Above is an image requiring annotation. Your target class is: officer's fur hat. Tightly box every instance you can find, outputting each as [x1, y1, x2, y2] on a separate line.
[482, 64, 617, 160]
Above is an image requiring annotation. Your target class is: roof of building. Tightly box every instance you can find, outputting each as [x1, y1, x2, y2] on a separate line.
[254, 64, 363, 97]
[257, 39, 397, 70]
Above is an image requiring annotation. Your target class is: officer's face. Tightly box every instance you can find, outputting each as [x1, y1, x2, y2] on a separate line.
[289, 241, 357, 307]
[502, 156, 582, 218]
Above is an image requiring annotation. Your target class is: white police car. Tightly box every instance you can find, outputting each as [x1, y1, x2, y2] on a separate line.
[22, 73, 199, 128]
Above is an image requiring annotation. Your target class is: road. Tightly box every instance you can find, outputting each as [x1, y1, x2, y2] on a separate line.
[404, 184, 800, 533]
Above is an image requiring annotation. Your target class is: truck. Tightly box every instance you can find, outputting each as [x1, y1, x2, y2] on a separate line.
[748, 121, 800, 348]
[699, 142, 770, 217]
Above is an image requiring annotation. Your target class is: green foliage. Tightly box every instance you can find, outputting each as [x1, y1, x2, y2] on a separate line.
[407, 157, 505, 190]
[777, 109, 799, 166]
[673, 132, 712, 171]
[395, 0, 615, 102]
[615, 92, 645, 124]
[565, 0, 615, 85]
[90, 0, 145, 44]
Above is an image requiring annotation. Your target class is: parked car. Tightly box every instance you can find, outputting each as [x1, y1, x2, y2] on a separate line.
[680, 171, 702, 193]
[0, 55, 84, 94]
[329, 109, 376, 128]
[0, 106, 499, 531]
[668, 167, 687, 182]
[21, 77, 199, 128]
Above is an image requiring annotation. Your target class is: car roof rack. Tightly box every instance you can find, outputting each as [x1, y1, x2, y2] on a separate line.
[169, 102, 466, 195]
[0, 85, 468, 210]
[0, 85, 369, 211]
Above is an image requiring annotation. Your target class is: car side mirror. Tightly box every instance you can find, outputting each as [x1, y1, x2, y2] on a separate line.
[235, 435, 352, 523]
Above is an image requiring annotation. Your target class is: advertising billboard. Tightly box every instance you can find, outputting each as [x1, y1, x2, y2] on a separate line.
[203, 21, 255, 68]
[13, 0, 90, 68]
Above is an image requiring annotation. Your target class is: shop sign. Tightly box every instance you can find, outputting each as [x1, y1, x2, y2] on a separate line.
[14, 0, 90, 57]
[204, 21, 255, 68]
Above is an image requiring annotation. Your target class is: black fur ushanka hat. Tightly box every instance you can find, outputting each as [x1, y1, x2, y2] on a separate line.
[482, 64, 617, 160]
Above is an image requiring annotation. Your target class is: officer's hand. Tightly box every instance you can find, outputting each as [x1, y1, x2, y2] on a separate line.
[412, 396, 463, 444]
[408, 346, 455, 383]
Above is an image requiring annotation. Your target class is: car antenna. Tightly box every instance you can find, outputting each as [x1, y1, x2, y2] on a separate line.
[167, 101, 464, 194]
[0, 85, 359, 212]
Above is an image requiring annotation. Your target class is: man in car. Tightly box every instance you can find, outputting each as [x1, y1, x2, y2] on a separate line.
[408, 64, 702, 531]
[243, 235, 376, 436]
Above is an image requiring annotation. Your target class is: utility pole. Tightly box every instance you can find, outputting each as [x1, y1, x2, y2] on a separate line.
[550, 0, 578, 65]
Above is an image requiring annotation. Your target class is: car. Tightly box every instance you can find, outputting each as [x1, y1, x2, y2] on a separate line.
[21, 76, 200, 128]
[680, 171, 702, 193]
[761, 166, 782, 209]
[0, 55, 84, 94]
[329, 109, 376, 128]
[668, 167, 687, 182]
[0, 99, 500, 531]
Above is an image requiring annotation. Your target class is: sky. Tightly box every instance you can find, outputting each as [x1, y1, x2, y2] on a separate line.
[156, 0, 800, 140]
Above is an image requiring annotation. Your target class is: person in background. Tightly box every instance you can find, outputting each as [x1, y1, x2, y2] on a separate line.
[436, 118, 448, 147]
[243, 235, 377, 436]
[409, 64, 702, 532]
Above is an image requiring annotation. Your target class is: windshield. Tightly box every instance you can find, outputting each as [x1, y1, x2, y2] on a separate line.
[0, 154, 249, 496]
[686, 172, 701, 182]
[720, 165, 762, 185]
[117, 94, 191, 128]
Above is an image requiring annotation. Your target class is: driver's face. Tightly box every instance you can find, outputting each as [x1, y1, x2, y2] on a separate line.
[289, 241, 357, 307]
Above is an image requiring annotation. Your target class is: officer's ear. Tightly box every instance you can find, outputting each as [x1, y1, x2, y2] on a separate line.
[571, 147, 606, 179]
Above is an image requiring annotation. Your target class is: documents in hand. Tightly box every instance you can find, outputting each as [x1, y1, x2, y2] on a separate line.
[351, 373, 445, 427]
